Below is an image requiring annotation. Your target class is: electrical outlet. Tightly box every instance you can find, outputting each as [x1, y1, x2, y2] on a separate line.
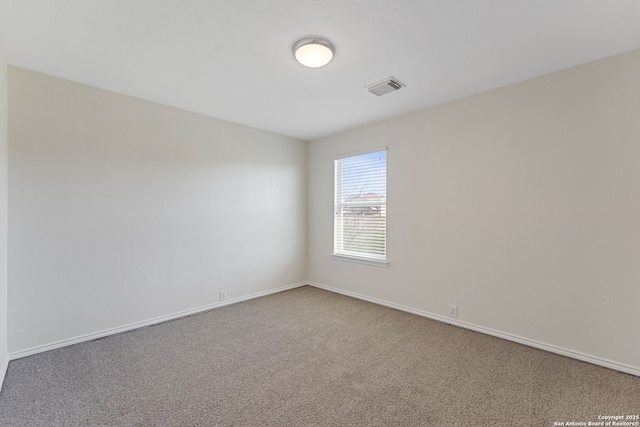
[449, 305, 458, 318]
[220, 290, 228, 302]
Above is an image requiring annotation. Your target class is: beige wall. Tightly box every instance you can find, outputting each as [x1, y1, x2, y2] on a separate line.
[0, 39, 8, 387]
[308, 49, 640, 373]
[8, 67, 307, 354]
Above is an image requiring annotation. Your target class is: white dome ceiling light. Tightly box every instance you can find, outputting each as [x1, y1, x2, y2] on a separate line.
[293, 37, 335, 68]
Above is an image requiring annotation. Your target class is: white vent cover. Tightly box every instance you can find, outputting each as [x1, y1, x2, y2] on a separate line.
[366, 77, 405, 96]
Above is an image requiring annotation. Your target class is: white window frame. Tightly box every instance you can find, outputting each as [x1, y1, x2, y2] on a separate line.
[332, 147, 388, 268]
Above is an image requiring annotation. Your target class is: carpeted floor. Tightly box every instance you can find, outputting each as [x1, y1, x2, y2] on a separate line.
[0, 286, 638, 426]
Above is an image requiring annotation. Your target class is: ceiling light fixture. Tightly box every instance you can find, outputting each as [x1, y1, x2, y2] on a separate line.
[293, 37, 335, 68]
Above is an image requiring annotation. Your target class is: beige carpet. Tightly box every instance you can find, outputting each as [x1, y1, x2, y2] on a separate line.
[0, 286, 638, 426]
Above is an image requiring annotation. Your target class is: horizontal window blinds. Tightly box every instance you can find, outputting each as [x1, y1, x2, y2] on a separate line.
[334, 149, 387, 261]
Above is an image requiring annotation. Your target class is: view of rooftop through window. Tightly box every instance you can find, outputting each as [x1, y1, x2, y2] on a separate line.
[334, 150, 387, 260]
[340, 151, 387, 200]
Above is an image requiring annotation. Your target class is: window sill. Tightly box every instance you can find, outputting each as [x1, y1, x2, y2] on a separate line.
[331, 254, 389, 268]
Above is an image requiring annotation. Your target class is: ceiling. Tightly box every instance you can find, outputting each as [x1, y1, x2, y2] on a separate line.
[1, 1, 639, 141]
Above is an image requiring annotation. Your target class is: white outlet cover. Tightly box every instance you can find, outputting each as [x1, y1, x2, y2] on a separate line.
[449, 305, 458, 318]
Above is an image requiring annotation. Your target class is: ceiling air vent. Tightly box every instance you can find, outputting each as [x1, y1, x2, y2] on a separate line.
[366, 77, 405, 96]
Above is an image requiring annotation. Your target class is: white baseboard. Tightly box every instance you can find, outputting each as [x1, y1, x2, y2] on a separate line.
[9, 282, 307, 361]
[0, 352, 8, 392]
[307, 281, 640, 378]
[10, 280, 639, 378]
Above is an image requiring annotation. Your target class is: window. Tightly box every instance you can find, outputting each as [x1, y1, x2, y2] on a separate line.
[333, 148, 387, 266]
